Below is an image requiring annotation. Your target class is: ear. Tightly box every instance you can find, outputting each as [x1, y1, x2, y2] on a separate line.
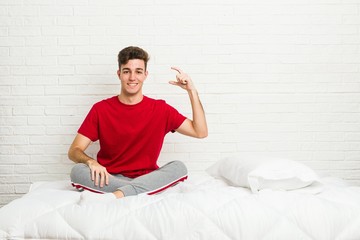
[117, 69, 121, 79]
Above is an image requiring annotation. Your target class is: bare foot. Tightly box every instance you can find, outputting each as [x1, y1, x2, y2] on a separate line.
[113, 190, 125, 199]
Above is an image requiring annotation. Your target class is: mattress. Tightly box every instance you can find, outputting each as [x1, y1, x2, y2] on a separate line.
[0, 173, 360, 240]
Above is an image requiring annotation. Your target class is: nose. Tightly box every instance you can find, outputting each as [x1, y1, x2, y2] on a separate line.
[129, 72, 136, 81]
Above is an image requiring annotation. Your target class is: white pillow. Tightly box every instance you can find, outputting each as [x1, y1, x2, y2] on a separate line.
[206, 156, 318, 193]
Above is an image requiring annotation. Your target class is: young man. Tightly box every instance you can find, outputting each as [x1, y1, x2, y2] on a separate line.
[68, 46, 207, 203]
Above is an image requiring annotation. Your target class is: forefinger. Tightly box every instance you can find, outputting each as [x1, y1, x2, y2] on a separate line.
[171, 66, 183, 74]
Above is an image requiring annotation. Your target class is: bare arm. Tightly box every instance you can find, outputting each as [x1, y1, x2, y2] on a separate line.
[68, 133, 109, 187]
[169, 67, 208, 139]
[68, 133, 93, 164]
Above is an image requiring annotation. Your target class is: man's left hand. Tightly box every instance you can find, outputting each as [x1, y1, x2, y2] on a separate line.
[169, 67, 195, 91]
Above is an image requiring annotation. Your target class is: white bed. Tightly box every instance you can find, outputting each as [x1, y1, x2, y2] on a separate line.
[1, 157, 360, 240]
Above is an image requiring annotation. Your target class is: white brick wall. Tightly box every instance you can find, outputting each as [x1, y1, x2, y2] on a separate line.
[1, 0, 360, 207]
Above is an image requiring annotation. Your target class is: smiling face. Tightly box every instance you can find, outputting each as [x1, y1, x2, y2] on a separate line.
[117, 59, 148, 102]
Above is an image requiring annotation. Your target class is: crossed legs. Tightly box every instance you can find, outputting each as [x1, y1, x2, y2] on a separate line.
[70, 160, 188, 198]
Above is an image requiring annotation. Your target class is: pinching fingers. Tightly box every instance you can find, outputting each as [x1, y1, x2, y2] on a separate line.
[171, 67, 188, 85]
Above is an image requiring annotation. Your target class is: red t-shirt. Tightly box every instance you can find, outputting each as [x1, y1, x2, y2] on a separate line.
[78, 96, 186, 178]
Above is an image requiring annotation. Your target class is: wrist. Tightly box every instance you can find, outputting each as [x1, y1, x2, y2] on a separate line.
[187, 88, 198, 95]
[85, 158, 95, 166]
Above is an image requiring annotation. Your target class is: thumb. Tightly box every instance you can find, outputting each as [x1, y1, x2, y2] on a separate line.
[169, 81, 178, 85]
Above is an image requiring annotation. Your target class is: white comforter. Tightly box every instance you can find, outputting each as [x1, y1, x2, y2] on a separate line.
[1, 174, 360, 240]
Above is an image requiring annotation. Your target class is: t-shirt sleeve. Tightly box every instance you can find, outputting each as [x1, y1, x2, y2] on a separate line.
[78, 105, 99, 141]
[164, 103, 187, 133]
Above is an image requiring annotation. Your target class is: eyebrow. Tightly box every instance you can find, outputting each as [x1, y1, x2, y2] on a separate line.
[122, 67, 144, 71]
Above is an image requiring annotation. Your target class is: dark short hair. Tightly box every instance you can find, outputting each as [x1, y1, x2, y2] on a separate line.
[118, 46, 150, 70]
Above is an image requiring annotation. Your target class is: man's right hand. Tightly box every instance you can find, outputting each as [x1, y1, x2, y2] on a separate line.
[86, 159, 110, 188]
[68, 133, 111, 188]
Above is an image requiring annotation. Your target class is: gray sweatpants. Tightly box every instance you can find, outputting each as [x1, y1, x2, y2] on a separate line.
[70, 160, 188, 197]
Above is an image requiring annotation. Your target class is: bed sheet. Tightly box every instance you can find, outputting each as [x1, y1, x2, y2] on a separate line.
[0, 173, 360, 240]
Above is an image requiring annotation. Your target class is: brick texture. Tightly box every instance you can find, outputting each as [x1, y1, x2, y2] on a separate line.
[1, 0, 360, 207]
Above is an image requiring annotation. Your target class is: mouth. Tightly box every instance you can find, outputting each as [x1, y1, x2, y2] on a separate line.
[127, 83, 138, 88]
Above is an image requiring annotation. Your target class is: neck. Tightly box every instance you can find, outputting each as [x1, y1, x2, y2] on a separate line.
[118, 94, 143, 105]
